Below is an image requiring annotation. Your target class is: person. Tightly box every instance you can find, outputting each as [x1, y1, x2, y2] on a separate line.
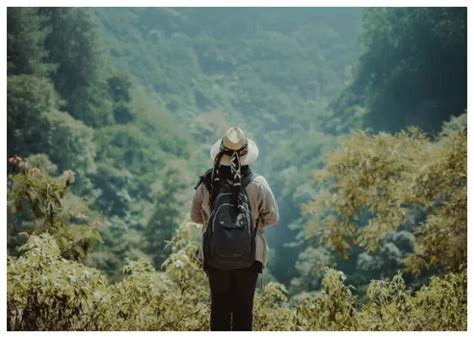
[190, 126, 279, 331]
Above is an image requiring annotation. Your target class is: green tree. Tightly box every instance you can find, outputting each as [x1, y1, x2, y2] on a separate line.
[7, 156, 102, 261]
[7, 7, 54, 77]
[8, 75, 97, 177]
[301, 113, 466, 276]
[333, 8, 467, 133]
[107, 74, 134, 124]
[40, 7, 114, 126]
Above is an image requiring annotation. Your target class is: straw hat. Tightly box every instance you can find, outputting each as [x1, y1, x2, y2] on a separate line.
[210, 127, 259, 166]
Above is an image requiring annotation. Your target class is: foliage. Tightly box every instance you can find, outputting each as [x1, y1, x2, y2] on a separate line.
[7, 220, 211, 331]
[7, 74, 97, 176]
[7, 7, 195, 276]
[87, 120, 191, 275]
[293, 267, 466, 330]
[7, 8, 468, 328]
[83, 215, 151, 282]
[295, 269, 358, 330]
[7, 219, 466, 331]
[288, 246, 334, 295]
[357, 268, 467, 330]
[7, 7, 54, 77]
[40, 7, 114, 127]
[7, 233, 109, 330]
[7, 7, 366, 285]
[333, 8, 466, 133]
[7, 156, 102, 261]
[107, 74, 134, 123]
[254, 282, 296, 330]
[301, 114, 466, 276]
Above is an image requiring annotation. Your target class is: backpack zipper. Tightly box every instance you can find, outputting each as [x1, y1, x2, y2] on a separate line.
[211, 202, 234, 233]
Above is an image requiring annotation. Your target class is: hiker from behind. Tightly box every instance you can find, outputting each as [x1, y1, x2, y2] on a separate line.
[190, 127, 279, 331]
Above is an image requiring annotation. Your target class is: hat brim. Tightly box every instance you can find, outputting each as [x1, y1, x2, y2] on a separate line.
[210, 138, 259, 166]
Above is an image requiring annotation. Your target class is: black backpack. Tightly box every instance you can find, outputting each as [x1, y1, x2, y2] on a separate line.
[195, 168, 258, 270]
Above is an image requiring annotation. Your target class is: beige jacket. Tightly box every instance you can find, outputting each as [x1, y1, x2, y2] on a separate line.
[190, 174, 279, 269]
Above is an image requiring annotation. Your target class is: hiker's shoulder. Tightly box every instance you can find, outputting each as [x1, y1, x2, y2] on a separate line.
[249, 174, 270, 188]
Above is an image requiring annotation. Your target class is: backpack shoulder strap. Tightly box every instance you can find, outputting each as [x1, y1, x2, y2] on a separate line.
[242, 172, 258, 189]
[194, 168, 213, 190]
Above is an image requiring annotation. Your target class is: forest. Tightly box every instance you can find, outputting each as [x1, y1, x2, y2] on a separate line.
[6, 7, 467, 330]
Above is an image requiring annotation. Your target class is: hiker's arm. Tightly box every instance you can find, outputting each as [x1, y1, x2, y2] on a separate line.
[259, 177, 279, 228]
[190, 184, 204, 224]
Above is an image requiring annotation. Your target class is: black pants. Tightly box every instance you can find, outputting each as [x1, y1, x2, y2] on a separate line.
[205, 261, 262, 331]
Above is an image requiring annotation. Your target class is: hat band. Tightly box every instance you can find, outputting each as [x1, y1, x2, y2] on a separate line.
[219, 139, 248, 157]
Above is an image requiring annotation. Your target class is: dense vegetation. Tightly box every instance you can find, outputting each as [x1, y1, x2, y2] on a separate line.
[7, 116, 466, 330]
[333, 8, 466, 134]
[7, 7, 466, 330]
